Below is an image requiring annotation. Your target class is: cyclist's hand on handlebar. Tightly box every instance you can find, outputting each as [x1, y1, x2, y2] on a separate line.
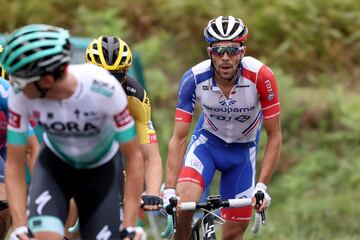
[9, 226, 37, 240]
[141, 194, 163, 211]
[252, 183, 271, 211]
[120, 226, 146, 240]
[162, 188, 179, 214]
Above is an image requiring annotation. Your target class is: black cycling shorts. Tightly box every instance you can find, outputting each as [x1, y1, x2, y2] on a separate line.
[28, 146, 124, 238]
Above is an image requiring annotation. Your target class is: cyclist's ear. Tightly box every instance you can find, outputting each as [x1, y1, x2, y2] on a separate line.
[241, 45, 247, 57]
[207, 47, 212, 57]
[38, 75, 55, 88]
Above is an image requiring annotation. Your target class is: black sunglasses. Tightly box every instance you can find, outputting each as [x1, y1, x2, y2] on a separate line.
[209, 45, 244, 57]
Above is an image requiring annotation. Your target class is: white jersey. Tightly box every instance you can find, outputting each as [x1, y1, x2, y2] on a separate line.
[7, 64, 136, 169]
[175, 57, 280, 143]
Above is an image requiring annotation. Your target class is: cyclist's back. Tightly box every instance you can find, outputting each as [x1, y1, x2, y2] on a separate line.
[121, 74, 157, 144]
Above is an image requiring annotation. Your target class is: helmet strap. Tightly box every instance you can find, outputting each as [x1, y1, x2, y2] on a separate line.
[120, 71, 127, 84]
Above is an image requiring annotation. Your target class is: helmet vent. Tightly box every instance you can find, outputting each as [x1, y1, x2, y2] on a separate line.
[94, 54, 101, 64]
[211, 22, 222, 37]
[230, 22, 240, 36]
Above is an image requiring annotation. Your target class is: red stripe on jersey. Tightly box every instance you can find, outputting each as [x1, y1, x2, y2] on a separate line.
[175, 108, 193, 123]
[178, 166, 205, 190]
[243, 112, 261, 136]
[256, 65, 280, 119]
[113, 107, 133, 128]
[242, 67, 257, 84]
[262, 104, 281, 119]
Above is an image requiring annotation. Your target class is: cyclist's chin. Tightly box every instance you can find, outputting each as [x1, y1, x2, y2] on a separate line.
[219, 71, 236, 81]
[23, 90, 39, 99]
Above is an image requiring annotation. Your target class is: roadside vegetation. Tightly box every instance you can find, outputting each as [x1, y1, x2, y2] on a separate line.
[1, 0, 359, 238]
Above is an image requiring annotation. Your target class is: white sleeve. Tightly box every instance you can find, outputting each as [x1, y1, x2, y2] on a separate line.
[106, 75, 136, 143]
[7, 89, 30, 145]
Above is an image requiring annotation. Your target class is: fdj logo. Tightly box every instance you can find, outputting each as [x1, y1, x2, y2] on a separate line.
[264, 79, 275, 101]
[38, 121, 100, 137]
[210, 114, 251, 122]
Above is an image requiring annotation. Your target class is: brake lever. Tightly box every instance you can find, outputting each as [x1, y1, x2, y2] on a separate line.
[255, 191, 266, 224]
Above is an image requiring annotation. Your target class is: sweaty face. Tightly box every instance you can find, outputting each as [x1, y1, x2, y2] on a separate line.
[208, 41, 245, 81]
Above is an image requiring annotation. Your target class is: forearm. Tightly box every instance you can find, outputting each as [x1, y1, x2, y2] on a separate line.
[5, 147, 28, 227]
[123, 153, 144, 227]
[26, 136, 40, 173]
[258, 132, 282, 185]
[165, 136, 188, 188]
[142, 143, 162, 195]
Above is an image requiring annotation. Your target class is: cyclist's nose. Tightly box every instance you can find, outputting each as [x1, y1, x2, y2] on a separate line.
[221, 52, 230, 60]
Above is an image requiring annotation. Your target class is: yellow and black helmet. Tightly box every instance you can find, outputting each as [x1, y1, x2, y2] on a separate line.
[85, 36, 132, 72]
[0, 45, 9, 80]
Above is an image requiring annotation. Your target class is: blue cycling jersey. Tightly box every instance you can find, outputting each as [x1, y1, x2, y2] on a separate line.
[0, 78, 11, 149]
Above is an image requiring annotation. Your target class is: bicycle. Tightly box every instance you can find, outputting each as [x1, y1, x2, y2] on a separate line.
[161, 191, 266, 239]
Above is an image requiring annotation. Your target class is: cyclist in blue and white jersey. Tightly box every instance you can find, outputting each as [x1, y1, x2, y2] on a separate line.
[163, 16, 282, 240]
[1, 24, 145, 240]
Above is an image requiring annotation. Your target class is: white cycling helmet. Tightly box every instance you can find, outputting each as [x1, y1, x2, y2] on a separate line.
[204, 16, 248, 44]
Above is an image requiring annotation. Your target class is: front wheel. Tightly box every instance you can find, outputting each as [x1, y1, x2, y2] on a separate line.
[190, 218, 202, 240]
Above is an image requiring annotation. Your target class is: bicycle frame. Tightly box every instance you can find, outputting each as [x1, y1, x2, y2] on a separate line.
[193, 194, 222, 239]
[191, 205, 217, 240]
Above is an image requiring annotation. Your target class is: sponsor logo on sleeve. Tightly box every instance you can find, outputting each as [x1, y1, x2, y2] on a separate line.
[264, 79, 274, 101]
[8, 109, 21, 128]
[149, 133, 157, 143]
[267, 91, 274, 101]
[147, 121, 155, 130]
[113, 108, 133, 128]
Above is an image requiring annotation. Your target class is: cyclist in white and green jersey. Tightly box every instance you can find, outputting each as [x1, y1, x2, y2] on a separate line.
[1, 24, 145, 240]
